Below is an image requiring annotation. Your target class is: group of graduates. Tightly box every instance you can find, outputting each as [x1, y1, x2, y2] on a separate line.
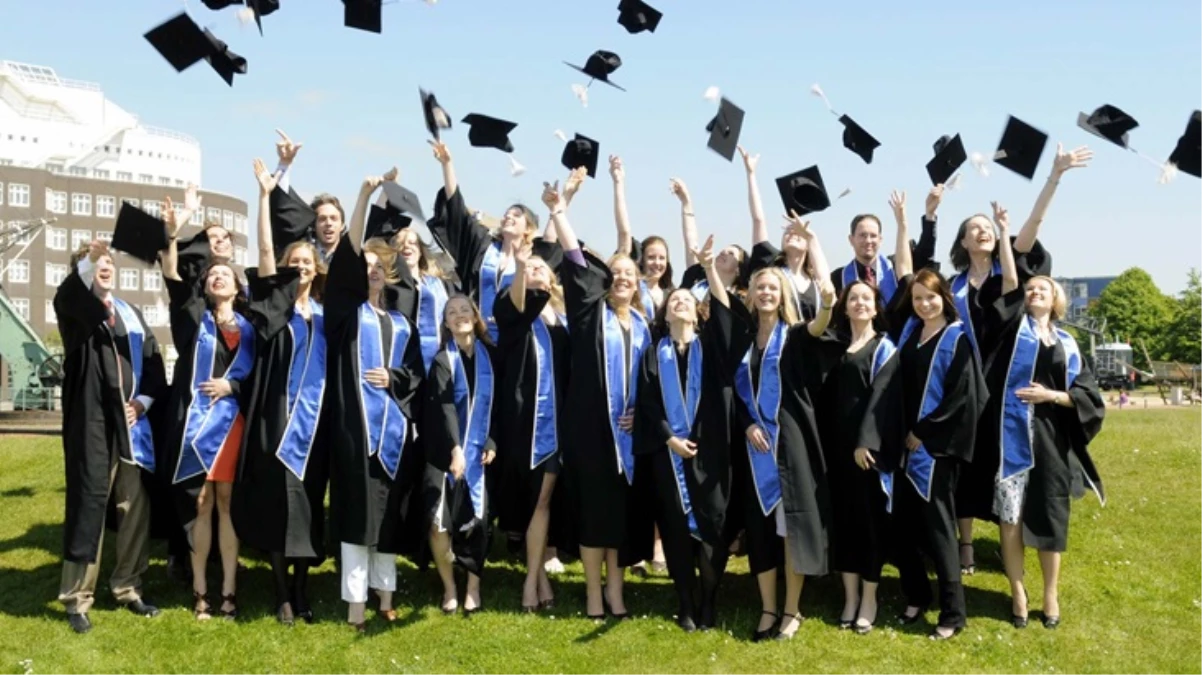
[53, 129, 1107, 642]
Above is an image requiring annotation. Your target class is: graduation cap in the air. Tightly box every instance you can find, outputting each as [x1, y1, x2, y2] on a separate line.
[564, 50, 626, 91]
[420, 89, 452, 140]
[926, 134, 967, 186]
[617, 0, 662, 34]
[705, 97, 744, 162]
[240, 0, 280, 36]
[837, 115, 880, 164]
[203, 29, 248, 86]
[560, 133, 601, 178]
[111, 203, 169, 265]
[461, 114, 517, 153]
[144, 13, 247, 86]
[1167, 110, 1201, 179]
[775, 166, 832, 217]
[993, 116, 1049, 180]
[381, 182, 426, 222]
[343, 0, 382, 33]
[366, 203, 413, 241]
[1077, 104, 1140, 149]
[200, 0, 241, 8]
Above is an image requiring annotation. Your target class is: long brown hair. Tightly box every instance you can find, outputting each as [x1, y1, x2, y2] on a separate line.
[363, 238, 400, 284]
[653, 286, 708, 337]
[202, 261, 251, 318]
[832, 279, 888, 337]
[441, 294, 494, 347]
[744, 267, 800, 327]
[640, 236, 675, 290]
[278, 240, 327, 301]
[903, 268, 959, 324]
[948, 213, 996, 272]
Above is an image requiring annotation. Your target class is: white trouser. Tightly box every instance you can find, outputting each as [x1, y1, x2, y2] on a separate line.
[340, 542, 396, 603]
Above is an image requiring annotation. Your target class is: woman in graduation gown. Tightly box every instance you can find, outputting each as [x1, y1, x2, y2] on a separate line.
[494, 245, 569, 613]
[232, 160, 329, 626]
[984, 212, 1105, 629]
[636, 236, 751, 632]
[542, 180, 655, 620]
[944, 144, 1092, 575]
[610, 155, 675, 323]
[162, 223, 258, 621]
[423, 295, 500, 615]
[857, 265, 987, 640]
[324, 173, 425, 631]
[733, 216, 836, 642]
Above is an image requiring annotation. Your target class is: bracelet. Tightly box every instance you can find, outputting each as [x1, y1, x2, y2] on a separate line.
[821, 304, 834, 310]
[551, 209, 564, 216]
[682, 211, 695, 217]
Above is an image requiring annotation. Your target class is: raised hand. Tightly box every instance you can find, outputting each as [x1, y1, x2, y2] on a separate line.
[563, 166, 587, 201]
[691, 234, 715, 269]
[888, 190, 907, 223]
[609, 155, 624, 183]
[382, 166, 399, 183]
[275, 128, 303, 166]
[819, 280, 837, 308]
[361, 167, 399, 193]
[541, 180, 564, 211]
[163, 196, 183, 238]
[253, 158, 278, 196]
[991, 201, 1010, 232]
[924, 184, 944, 219]
[782, 209, 813, 238]
[737, 145, 760, 174]
[88, 239, 108, 263]
[669, 177, 691, 205]
[1051, 143, 1093, 176]
[515, 241, 533, 267]
[184, 183, 202, 212]
[429, 140, 452, 165]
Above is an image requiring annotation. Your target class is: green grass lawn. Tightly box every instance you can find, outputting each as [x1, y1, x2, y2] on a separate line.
[0, 408, 1198, 674]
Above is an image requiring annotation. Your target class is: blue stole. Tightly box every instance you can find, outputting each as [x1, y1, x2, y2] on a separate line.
[733, 320, 788, 516]
[447, 341, 494, 520]
[999, 316, 1081, 481]
[529, 315, 559, 469]
[842, 255, 898, 302]
[868, 336, 898, 513]
[689, 279, 710, 302]
[357, 304, 412, 480]
[897, 318, 966, 501]
[110, 298, 155, 472]
[479, 242, 515, 342]
[417, 275, 449, 373]
[950, 259, 1002, 361]
[174, 312, 256, 484]
[602, 305, 651, 485]
[656, 336, 703, 538]
[638, 279, 657, 320]
[274, 302, 327, 481]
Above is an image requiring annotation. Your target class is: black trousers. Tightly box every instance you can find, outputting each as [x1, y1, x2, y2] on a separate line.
[892, 458, 966, 629]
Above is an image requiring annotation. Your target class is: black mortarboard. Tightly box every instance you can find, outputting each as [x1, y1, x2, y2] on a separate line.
[1077, 104, 1139, 149]
[245, 0, 280, 36]
[774, 166, 831, 217]
[111, 203, 169, 264]
[1168, 110, 1201, 179]
[560, 133, 601, 178]
[617, 0, 662, 34]
[343, 0, 382, 33]
[461, 114, 517, 153]
[366, 203, 413, 241]
[381, 182, 426, 221]
[420, 89, 452, 140]
[145, 13, 211, 72]
[564, 50, 626, 91]
[705, 97, 744, 162]
[838, 115, 880, 164]
[994, 116, 1049, 180]
[203, 29, 247, 86]
[201, 0, 241, 9]
[926, 134, 967, 186]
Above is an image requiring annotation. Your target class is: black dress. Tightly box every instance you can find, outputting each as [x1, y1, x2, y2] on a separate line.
[55, 273, 168, 563]
[322, 243, 424, 553]
[232, 268, 332, 560]
[493, 289, 570, 537]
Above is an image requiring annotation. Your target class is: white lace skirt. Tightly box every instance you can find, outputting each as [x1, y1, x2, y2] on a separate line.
[992, 472, 1030, 525]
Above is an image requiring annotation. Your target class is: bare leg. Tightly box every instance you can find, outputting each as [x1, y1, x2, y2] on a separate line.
[1038, 550, 1061, 619]
[999, 523, 1028, 618]
[604, 548, 627, 615]
[857, 581, 879, 628]
[376, 590, 393, 612]
[580, 546, 605, 617]
[840, 572, 860, 624]
[523, 474, 556, 609]
[428, 528, 458, 612]
[464, 573, 481, 612]
[779, 543, 805, 638]
[190, 482, 215, 619]
[652, 525, 666, 570]
[957, 518, 975, 573]
[214, 482, 238, 613]
[755, 569, 778, 632]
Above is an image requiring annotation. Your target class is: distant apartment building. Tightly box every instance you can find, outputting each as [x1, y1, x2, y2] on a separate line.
[1055, 275, 1118, 321]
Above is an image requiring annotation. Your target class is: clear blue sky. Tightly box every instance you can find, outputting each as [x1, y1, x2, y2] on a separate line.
[3, 0, 1199, 291]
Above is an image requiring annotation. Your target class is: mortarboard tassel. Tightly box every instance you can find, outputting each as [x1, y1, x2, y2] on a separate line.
[571, 84, 589, 108]
[1159, 162, 1179, 184]
[703, 86, 720, 102]
[836, 187, 852, 201]
[236, 6, 255, 25]
[810, 84, 838, 117]
[553, 129, 569, 143]
[509, 156, 526, 177]
[970, 152, 992, 178]
[945, 173, 963, 190]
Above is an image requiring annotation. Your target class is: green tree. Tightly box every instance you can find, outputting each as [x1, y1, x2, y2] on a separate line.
[1089, 267, 1175, 360]
[1163, 269, 1201, 364]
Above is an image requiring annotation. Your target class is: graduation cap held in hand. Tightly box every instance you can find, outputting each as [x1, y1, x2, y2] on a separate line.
[111, 203, 169, 265]
[617, 0, 662, 34]
[564, 50, 626, 91]
[560, 133, 601, 178]
[993, 116, 1049, 180]
[420, 89, 452, 140]
[775, 166, 832, 217]
[926, 134, 966, 186]
[461, 114, 518, 153]
[1077, 104, 1139, 149]
[706, 97, 744, 162]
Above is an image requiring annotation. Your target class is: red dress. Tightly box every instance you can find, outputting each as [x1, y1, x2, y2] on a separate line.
[207, 326, 245, 483]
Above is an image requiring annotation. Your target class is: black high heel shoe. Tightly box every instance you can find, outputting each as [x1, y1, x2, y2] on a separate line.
[751, 611, 779, 642]
[1041, 614, 1060, 629]
[896, 605, 927, 625]
[601, 593, 628, 621]
[1012, 588, 1029, 629]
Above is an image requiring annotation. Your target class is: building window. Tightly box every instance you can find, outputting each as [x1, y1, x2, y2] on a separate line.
[45, 299, 56, 324]
[95, 231, 113, 244]
[96, 195, 116, 218]
[72, 193, 92, 216]
[7, 260, 29, 284]
[120, 269, 139, 291]
[47, 190, 67, 214]
[117, 171, 133, 182]
[45, 263, 68, 286]
[222, 210, 235, 232]
[159, 176, 172, 186]
[68, 166, 88, 177]
[175, 179, 186, 187]
[142, 200, 161, 218]
[206, 207, 222, 225]
[233, 246, 246, 266]
[233, 214, 246, 235]
[190, 208, 203, 226]
[46, 227, 67, 251]
[46, 163, 64, 174]
[138, 174, 153, 184]
[71, 230, 92, 251]
[0, 182, 4, 205]
[143, 270, 162, 291]
[143, 304, 170, 327]
[8, 183, 30, 207]
[121, 197, 139, 208]
[92, 169, 110, 180]
[10, 298, 29, 320]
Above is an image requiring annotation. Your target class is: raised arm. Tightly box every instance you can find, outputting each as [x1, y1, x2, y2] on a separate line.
[888, 190, 913, 279]
[609, 155, 633, 256]
[671, 178, 698, 266]
[253, 158, 280, 276]
[1013, 143, 1092, 253]
[432, 140, 459, 198]
[542, 181, 579, 257]
[993, 201, 1018, 294]
[808, 281, 837, 337]
[738, 146, 769, 245]
[160, 194, 187, 282]
[273, 128, 302, 192]
[347, 167, 397, 253]
[509, 242, 532, 313]
[691, 235, 729, 308]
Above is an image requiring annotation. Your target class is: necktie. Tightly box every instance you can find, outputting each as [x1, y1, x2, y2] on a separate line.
[863, 262, 877, 287]
[104, 299, 115, 328]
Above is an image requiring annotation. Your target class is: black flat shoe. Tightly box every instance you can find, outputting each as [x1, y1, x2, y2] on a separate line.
[125, 599, 160, 618]
[539, 599, 555, 611]
[697, 601, 715, 631]
[929, 626, 963, 641]
[677, 615, 697, 633]
[1042, 614, 1060, 629]
[897, 605, 927, 625]
[587, 613, 606, 622]
[67, 613, 91, 634]
[751, 611, 779, 642]
[838, 618, 855, 630]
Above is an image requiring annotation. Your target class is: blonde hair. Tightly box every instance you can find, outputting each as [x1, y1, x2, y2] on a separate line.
[744, 267, 800, 327]
[606, 252, 648, 319]
[390, 229, 446, 280]
[278, 240, 327, 300]
[363, 238, 400, 284]
[526, 255, 566, 316]
[1026, 275, 1067, 322]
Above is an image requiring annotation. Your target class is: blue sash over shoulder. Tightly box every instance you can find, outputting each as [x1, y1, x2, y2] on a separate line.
[656, 336, 702, 538]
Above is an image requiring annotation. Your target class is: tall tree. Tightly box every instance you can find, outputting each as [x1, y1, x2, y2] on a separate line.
[1088, 267, 1175, 361]
[1163, 269, 1201, 364]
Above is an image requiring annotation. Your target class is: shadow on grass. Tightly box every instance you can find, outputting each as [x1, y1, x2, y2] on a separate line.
[0, 486, 36, 498]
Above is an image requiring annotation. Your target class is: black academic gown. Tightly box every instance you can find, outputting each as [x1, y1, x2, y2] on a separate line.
[559, 250, 654, 563]
[829, 216, 940, 296]
[636, 298, 750, 586]
[232, 268, 332, 560]
[55, 273, 167, 564]
[322, 243, 424, 553]
[986, 289, 1105, 552]
[493, 289, 570, 537]
[422, 342, 500, 576]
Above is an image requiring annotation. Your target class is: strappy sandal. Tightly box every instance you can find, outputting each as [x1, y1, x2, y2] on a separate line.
[217, 593, 237, 621]
[751, 610, 779, 642]
[959, 542, 976, 576]
[193, 592, 212, 621]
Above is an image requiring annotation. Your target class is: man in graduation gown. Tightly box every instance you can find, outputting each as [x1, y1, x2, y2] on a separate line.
[55, 242, 167, 633]
[267, 135, 346, 266]
[829, 200, 940, 300]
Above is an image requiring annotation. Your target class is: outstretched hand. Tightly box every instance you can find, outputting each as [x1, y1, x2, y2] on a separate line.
[609, 155, 624, 182]
[541, 180, 564, 211]
[564, 166, 588, 201]
[991, 201, 1009, 232]
[253, 158, 278, 196]
[888, 190, 907, 222]
[1052, 143, 1093, 175]
[670, 177, 691, 205]
[429, 140, 452, 165]
[275, 128, 303, 165]
[782, 209, 814, 239]
[924, 184, 944, 219]
[691, 234, 716, 269]
[737, 145, 759, 174]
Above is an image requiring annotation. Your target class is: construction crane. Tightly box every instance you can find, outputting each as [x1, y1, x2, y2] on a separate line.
[0, 216, 64, 410]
